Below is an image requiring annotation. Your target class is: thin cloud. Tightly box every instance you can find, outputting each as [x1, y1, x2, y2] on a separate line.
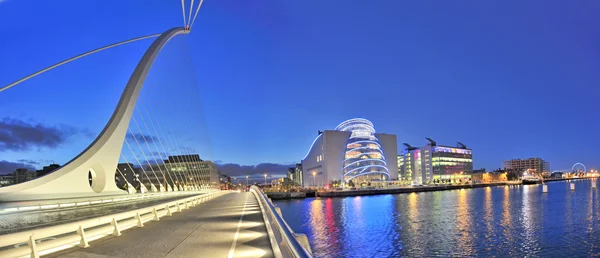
[126, 132, 159, 144]
[0, 117, 83, 152]
[215, 162, 295, 177]
[0, 160, 35, 174]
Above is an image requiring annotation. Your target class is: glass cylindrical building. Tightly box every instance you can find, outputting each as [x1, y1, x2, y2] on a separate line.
[335, 118, 389, 184]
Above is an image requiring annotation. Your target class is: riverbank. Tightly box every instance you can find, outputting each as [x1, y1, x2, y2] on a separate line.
[266, 177, 596, 199]
[316, 182, 508, 198]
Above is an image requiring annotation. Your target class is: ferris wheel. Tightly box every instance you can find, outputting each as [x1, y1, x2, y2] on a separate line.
[572, 163, 587, 173]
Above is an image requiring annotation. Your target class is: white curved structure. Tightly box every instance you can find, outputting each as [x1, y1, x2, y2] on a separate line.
[336, 118, 390, 182]
[301, 118, 398, 188]
[0, 27, 190, 201]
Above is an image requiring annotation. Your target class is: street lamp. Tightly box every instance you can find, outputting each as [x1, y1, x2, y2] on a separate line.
[264, 173, 267, 185]
[313, 171, 316, 188]
[246, 175, 249, 189]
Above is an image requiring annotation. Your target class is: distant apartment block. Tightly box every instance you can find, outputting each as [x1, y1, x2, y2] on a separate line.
[502, 158, 549, 174]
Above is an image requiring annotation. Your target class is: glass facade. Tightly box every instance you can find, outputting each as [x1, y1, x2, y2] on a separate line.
[431, 147, 473, 176]
[336, 118, 389, 183]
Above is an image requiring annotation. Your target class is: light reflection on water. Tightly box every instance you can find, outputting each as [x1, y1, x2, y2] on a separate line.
[275, 180, 600, 257]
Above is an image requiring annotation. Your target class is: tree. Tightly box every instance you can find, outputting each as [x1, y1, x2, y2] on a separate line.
[348, 180, 355, 188]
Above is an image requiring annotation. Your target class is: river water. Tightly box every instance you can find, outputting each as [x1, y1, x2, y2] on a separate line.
[275, 179, 600, 257]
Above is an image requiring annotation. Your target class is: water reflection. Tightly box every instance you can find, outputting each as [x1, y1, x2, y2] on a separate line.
[275, 180, 600, 257]
[455, 189, 473, 256]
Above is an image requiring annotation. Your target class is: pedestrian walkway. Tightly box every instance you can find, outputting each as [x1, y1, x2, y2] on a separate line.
[49, 192, 274, 258]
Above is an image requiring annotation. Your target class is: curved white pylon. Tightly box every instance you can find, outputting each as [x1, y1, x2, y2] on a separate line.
[0, 27, 190, 201]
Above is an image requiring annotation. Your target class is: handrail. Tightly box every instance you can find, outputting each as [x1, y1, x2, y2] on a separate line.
[0, 189, 219, 214]
[0, 190, 228, 258]
[250, 186, 312, 258]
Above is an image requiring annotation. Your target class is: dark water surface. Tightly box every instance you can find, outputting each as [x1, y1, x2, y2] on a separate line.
[275, 179, 600, 257]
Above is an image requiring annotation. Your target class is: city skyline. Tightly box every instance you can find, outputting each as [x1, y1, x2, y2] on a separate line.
[1, 0, 599, 174]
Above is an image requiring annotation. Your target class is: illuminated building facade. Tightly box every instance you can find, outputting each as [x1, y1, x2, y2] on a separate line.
[502, 157, 549, 175]
[399, 139, 473, 185]
[301, 118, 398, 188]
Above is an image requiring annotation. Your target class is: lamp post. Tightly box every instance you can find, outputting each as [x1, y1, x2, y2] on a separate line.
[313, 171, 316, 188]
[246, 175, 249, 190]
[264, 173, 267, 186]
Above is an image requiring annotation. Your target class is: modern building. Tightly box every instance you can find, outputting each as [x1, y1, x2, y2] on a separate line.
[36, 164, 60, 178]
[301, 118, 398, 188]
[399, 139, 473, 185]
[115, 163, 140, 191]
[14, 168, 37, 184]
[144, 154, 220, 191]
[502, 158, 549, 175]
[286, 164, 303, 186]
[0, 174, 15, 187]
[471, 171, 507, 184]
[294, 164, 303, 186]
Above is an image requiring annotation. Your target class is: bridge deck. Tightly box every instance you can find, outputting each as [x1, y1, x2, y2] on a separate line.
[49, 192, 274, 258]
[0, 193, 202, 235]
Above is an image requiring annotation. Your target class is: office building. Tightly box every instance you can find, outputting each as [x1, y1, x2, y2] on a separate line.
[301, 118, 398, 188]
[144, 154, 220, 191]
[286, 164, 303, 186]
[36, 164, 60, 178]
[399, 139, 473, 185]
[0, 174, 15, 187]
[502, 158, 549, 175]
[115, 163, 140, 191]
[14, 168, 36, 184]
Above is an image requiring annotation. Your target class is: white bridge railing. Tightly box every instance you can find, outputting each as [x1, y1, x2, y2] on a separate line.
[0, 190, 213, 214]
[0, 191, 228, 258]
[250, 186, 312, 258]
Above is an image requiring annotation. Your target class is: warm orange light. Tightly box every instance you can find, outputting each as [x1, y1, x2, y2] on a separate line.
[312, 172, 316, 176]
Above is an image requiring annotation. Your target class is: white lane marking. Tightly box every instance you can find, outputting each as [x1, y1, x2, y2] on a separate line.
[228, 193, 249, 258]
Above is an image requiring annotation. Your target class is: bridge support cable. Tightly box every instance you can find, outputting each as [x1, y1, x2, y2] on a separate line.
[138, 105, 182, 191]
[123, 131, 160, 192]
[120, 153, 150, 193]
[131, 112, 170, 192]
[162, 52, 206, 190]
[181, 0, 187, 27]
[134, 82, 187, 191]
[177, 55, 211, 189]
[115, 167, 135, 194]
[143, 104, 187, 191]
[127, 124, 164, 192]
[0, 34, 160, 93]
[183, 38, 215, 183]
[122, 160, 145, 193]
[187, 0, 195, 28]
[190, 0, 205, 29]
[140, 38, 206, 191]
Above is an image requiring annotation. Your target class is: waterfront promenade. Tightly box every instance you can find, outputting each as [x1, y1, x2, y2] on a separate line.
[48, 192, 274, 258]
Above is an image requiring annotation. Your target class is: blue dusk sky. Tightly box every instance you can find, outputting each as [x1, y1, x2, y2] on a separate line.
[0, 0, 599, 175]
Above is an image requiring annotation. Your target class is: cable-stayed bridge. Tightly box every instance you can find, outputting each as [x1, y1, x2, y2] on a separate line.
[0, 1, 311, 257]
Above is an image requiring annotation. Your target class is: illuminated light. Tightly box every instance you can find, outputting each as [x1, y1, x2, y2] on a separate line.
[60, 203, 75, 207]
[345, 171, 391, 181]
[18, 206, 39, 211]
[3, 207, 18, 212]
[41, 204, 59, 209]
[235, 249, 268, 257]
[90, 200, 102, 204]
[102, 199, 113, 203]
[302, 134, 323, 160]
[343, 158, 388, 168]
[76, 202, 90, 206]
[237, 231, 266, 239]
[343, 165, 389, 177]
